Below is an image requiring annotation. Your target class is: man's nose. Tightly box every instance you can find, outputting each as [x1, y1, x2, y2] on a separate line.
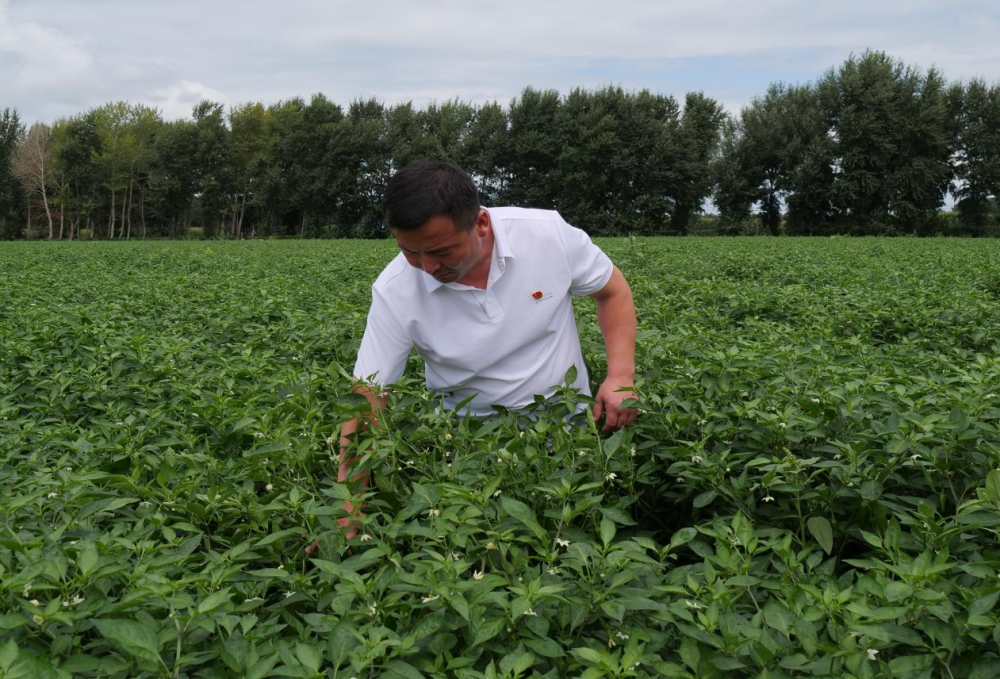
[421, 256, 439, 274]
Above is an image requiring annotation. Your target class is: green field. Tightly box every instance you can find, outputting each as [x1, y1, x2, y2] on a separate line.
[3, 238, 1000, 678]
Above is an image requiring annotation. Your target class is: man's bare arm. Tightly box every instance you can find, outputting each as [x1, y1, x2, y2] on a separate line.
[589, 266, 638, 431]
[306, 384, 386, 553]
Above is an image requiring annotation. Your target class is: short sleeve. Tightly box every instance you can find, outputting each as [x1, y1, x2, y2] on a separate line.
[556, 213, 615, 296]
[353, 287, 413, 386]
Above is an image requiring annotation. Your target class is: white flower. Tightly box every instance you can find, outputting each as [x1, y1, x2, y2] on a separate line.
[547, 567, 561, 575]
[763, 495, 775, 502]
[555, 538, 570, 548]
[630, 446, 636, 457]
[472, 570, 484, 581]
[616, 631, 629, 640]
[676, 477, 685, 484]
[493, 490, 502, 498]
[524, 608, 538, 617]
[578, 450, 587, 457]
[70, 594, 84, 606]
[277, 564, 284, 570]
[605, 472, 617, 482]
[810, 398, 821, 403]
[911, 454, 921, 461]
[779, 422, 787, 429]
[427, 509, 440, 518]
[253, 432, 264, 439]
[245, 597, 264, 602]
[986, 393, 996, 399]
[138, 501, 151, 507]
[444, 433, 452, 441]
[684, 600, 703, 609]
[265, 483, 273, 492]
[284, 591, 295, 598]
[30, 599, 41, 607]
[325, 435, 336, 445]
[867, 648, 879, 661]
[360, 533, 372, 542]
[486, 542, 497, 551]
[369, 604, 377, 616]
[421, 595, 439, 603]
[691, 455, 703, 464]
[47, 492, 58, 499]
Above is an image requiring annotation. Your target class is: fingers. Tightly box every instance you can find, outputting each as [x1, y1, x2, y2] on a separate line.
[592, 399, 604, 422]
[600, 400, 638, 431]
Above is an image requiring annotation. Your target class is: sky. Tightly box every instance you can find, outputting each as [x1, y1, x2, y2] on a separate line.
[2, 0, 999, 124]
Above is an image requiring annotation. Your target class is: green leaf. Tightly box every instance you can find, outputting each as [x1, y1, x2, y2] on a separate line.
[693, 491, 717, 508]
[603, 428, 625, 457]
[679, 637, 700, 672]
[524, 637, 564, 658]
[253, 528, 304, 548]
[77, 543, 99, 576]
[385, 660, 427, 679]
[571, 647, 604, 665]
[0, 638, 18, 672]
[327, 622, 357, 668]
[807, 516, 833, 555]
[883, 581, 913, 602]
[599, 507, 637, 526]
[763, 599, 794, 637]
[94, 619, 162, 665]
[294, 643, 321, 673]
[888, 654, 934, 673]
[970, 590, 1000, 618]
[230, 417, 258, 434]
[860, 530, 883, 548]
[601, 599, 626, 622]
[600, 517, 616, 547]
[472, 618, 505, 646]
[500, 496, 546, 540]
[198, 587, 232, 614]
[669, 527, 697, 549]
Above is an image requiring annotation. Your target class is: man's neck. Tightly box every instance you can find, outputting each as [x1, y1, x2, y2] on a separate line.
[455, 225, 495, 290]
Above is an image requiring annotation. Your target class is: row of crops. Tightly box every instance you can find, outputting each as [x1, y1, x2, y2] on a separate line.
[2, 237, 1000, 678]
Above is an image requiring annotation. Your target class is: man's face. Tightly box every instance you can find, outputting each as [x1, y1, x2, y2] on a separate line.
[393, 211, 490, 284]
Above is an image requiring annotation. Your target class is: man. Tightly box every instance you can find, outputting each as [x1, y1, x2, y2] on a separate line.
[334, 160, 637, 509]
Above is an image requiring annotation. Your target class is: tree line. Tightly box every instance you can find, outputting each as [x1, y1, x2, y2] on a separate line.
[1, 50, 999, 240]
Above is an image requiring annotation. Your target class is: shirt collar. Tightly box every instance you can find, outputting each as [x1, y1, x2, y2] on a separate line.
[420, 208, 516, 293]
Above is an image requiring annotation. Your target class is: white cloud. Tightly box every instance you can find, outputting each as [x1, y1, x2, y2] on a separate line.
[0, 0, 96, 93]
[148, 80, 229, 121]
[2, 0, 998, 124]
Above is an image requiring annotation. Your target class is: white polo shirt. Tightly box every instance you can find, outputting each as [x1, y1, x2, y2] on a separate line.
[353, 207, 614, 416]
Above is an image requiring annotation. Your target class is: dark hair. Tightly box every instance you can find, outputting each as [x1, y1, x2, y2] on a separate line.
[382, 160, 480, 232]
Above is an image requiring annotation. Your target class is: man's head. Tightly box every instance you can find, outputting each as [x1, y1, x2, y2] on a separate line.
[384, 161, 492, 285]
[382, 160, 480, 233]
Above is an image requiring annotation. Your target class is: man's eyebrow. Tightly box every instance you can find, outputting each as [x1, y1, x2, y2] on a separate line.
[401, 245, 453, 255]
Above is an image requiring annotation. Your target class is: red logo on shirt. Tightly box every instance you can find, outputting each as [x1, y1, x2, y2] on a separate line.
[532, 290, 543, 300]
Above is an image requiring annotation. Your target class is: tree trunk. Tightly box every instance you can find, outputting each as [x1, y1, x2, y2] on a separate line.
[109, 188, 116, 240]
[40, 183, 54, 240]
[140, 190, 147, 240]
[125, 171, 134, 240]
[120, 181, 128, 240]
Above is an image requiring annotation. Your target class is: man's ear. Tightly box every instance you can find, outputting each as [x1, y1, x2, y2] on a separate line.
[475, 209, 491, 236]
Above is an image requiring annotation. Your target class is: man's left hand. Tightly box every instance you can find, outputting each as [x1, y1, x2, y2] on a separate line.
[593, 375, 637, 431]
